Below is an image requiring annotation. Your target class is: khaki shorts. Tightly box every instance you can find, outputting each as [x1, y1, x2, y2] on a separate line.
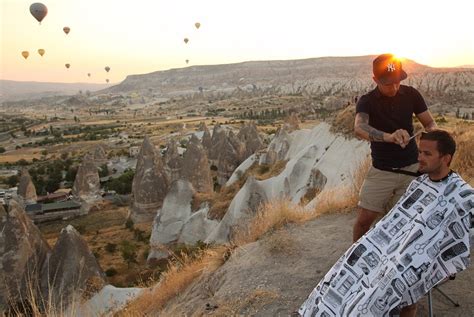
[358, 163, 419, 213]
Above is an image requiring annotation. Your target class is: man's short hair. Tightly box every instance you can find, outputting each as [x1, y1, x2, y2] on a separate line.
[420, 130, 456, 157]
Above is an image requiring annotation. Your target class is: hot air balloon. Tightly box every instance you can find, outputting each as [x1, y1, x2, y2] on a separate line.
[106, 79, 109, 83]
[21, 51, 29, 59]
[184, 38, 189, 44]
[105, 66, 110, 72]
[186, 59, 189, 64]
[65, 63, 70, 69]
[30, 3, 48, 23]
[195, 22, 201, 29]
[87, 73, 91, 77]
[38, 49, 45, 56]
[63, 27, 70, 34]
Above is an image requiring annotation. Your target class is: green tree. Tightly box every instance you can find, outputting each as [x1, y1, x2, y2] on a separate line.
[106, 168, 134, 194]
[65, 166, 78, 182]
[125, 218, 134, 230]
[45, 169, 63, 193]
[98, 163, 109, 178]
[17, 159, 28, 166]
[120, 240, 138, 268]
[6, 175, 19, 187]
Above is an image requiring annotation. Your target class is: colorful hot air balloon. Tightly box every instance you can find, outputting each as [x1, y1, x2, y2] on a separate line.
[63, 26, 70, 34]
[38, 49, 45, 56]
[87, 73, 91, 77]
[195, 22, 201, 29]
[106, 79, 109, 83]
[65, 63, 70, 69]
[105, 66, 110, 72]
[184, 38, 189, 44]
[29, 3, 48, 23]
[21, 51, 29, 59]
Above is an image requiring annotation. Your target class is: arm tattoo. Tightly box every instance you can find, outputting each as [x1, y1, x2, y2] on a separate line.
[357, 113, 385, 142]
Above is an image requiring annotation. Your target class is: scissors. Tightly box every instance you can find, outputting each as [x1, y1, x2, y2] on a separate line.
[414, 233, 438, 254]
[358, 294, 374, 314]
[409, 130, 424, 141]
[437, 195, 447, 207]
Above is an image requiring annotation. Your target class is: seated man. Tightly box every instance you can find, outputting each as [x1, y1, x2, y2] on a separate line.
[299, 130, 473, 317]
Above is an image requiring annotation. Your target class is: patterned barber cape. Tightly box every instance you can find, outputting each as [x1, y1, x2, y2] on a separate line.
[299, 172, 473, 317]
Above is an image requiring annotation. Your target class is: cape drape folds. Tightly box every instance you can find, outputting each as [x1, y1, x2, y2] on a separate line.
[299, 172, 473, 317]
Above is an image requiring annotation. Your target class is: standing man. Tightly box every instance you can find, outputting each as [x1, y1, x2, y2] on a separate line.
[353, 53, 437, 242]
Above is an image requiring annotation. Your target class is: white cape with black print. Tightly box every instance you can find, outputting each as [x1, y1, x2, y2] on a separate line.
[299, 172, 473, 317]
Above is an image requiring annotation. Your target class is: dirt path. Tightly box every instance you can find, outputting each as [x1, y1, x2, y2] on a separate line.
[161, 212, 474, 316]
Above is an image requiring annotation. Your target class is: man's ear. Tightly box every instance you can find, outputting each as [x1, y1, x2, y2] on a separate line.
[442, 154, 453, 167]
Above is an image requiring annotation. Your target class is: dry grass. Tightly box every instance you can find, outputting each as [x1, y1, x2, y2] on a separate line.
[120, 246, 229, 315]
[450, 122, 474, 185]
[5, 271, 83, 317]
[233, 199, 311, 246]
[191, 191, 216, 211]
[251, 160, 288, 181]
[207, 182, 242, 220]
[330, 105, 356, 135]
[0, 150, 43, 163]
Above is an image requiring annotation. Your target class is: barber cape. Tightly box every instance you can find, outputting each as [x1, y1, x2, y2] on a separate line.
[299, 172, 473, 317]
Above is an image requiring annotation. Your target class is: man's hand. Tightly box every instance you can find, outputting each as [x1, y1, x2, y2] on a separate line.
[386, 129, 410, 148]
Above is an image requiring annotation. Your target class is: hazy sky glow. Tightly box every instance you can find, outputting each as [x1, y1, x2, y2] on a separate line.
[1, 0, 473, 83]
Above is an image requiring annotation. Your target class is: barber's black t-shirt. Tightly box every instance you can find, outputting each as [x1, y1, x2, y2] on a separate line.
[356, 85, 428, 168]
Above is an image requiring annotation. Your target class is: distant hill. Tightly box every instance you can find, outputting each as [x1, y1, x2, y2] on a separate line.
[107, 55, 435, 95]
[2, 56, 473, 111]
[0, 80, 109, 102]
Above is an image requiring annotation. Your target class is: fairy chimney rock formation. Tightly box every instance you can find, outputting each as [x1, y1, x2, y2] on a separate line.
[148, 179, 195, 262]
[72, 154, 101, 203]
[181, 135, 213, 193]
[199, 122, 212, 153]
[130, 136, 169, 223]
[0, 201, 50, 311]
[17, 168, 37, 204]
[237, 121, 263, 160]
[91, 144, 108, 166]
[216, 130, 245, 185]
[208, 124, 226, 162]
[42, 225, 105, 307]
[259, 128, 291, 165]
[163, 140, 182, 185]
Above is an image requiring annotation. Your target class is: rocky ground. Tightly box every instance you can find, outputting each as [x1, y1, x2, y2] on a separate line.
[160, 212, 474, 317]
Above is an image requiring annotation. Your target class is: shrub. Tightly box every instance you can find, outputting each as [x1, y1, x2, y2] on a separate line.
[133, 228, 147, 242]
[125, 218, 134, 230]
[75, 224, 86, 234]
[120, 240, 138, 268]
[105, 267, 118, 277]
[105, 243, 117, 253]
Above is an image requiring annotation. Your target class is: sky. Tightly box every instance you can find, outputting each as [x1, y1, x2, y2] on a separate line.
[1, 0, 473, 84]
